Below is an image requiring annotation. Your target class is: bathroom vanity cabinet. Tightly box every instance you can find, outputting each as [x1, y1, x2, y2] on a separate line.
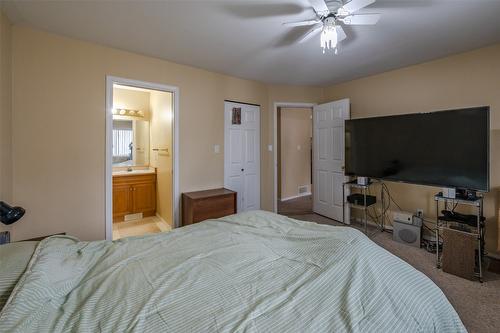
[113, 173, 156, 222]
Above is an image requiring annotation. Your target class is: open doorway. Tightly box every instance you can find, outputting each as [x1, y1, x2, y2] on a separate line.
[105, 77, 179, 241]
[277, 106, 314, 216]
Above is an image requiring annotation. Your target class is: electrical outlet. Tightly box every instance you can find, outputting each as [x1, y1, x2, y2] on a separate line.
[0, 231, 10, 245]
[416, 209, 424, 218]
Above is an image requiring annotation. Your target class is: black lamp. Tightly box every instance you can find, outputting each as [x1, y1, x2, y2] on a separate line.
[0, 201, 26, 225]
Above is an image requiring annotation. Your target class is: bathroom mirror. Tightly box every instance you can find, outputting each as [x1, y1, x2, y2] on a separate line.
[112, 118, 150, 166]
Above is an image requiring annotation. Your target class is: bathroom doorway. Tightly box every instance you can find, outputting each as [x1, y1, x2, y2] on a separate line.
[105, 77, 179, 240]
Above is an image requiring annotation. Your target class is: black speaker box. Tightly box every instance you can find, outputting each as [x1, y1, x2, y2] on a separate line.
[347, 193, 376, 207]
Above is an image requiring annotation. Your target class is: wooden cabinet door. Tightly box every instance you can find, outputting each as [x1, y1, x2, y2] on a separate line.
[132, 183, 156, 214]
[113, 184, 133, 220]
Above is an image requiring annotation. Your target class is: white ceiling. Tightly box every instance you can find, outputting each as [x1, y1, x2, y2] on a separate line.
[2, 0, 500, 86]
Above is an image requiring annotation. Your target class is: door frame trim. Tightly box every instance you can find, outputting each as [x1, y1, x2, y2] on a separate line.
[273, 102, 316, 213]
[105, 76, 180, 241]
[224, 99, 261, 108]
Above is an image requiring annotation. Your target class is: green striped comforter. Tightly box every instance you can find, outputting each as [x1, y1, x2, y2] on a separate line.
[0, 211, 466, 332]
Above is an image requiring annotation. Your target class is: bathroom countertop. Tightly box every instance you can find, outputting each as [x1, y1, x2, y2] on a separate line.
[112, 168, 156, 176]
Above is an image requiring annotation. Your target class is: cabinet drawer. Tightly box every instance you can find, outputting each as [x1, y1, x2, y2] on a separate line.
[113, 174, 156, 186]
[192, 195, 235, 223]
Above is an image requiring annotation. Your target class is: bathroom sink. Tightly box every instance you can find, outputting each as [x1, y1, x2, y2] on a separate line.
[112, 168, 155, 176]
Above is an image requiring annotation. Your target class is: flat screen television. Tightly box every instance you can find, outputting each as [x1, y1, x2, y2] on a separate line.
[345, 106, 489, 192]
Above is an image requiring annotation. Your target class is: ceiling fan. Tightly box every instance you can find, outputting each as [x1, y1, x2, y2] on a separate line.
[283, 0, 381, 54]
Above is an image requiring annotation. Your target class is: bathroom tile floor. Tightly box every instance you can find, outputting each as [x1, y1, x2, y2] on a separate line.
[112, 216, 171, 240]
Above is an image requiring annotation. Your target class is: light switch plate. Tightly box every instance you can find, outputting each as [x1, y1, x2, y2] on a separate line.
[268, 145, 273, 152]
[214, 144, 220, 154]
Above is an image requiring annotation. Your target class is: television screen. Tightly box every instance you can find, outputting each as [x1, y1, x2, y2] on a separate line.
[345, 107, 489, 191]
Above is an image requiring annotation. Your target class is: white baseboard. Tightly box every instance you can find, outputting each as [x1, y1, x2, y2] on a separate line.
[281, 192, 312, 202]
[155, 213, 170, 225]
[352, 217, 393, 230]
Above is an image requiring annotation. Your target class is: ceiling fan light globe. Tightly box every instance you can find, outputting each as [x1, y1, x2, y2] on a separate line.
[320, 25, 338, 53]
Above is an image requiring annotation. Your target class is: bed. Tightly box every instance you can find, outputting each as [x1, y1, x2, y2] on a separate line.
[0, 211, 466, 332]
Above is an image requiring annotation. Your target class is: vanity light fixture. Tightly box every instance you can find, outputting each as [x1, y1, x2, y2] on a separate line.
[112, 108, 145, 118]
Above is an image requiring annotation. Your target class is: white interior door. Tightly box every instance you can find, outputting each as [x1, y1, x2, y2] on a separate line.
[313, 99, 350, 223]
[224, 101, 260, 212]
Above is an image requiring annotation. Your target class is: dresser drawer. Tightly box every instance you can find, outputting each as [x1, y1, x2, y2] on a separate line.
[192, 195, 235, 223]
[182, 188, 237, 226]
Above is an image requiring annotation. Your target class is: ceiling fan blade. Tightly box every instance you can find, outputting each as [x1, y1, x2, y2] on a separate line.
[342, 13, 380, 25]
[341, 0, 376, 13]
[336, 25, 347, 42]
[283, 19, 321, 27]
[298, 23, 323, 43]
[309, 0, 330, 16]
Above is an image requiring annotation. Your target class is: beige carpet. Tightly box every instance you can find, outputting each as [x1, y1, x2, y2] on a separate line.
[289, 213, 500, 333]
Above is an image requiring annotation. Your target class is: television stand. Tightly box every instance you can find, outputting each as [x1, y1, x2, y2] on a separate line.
[342, 179, 385, 236]
[434, 193, 484, 282]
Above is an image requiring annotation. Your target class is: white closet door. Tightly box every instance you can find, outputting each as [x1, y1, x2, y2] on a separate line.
[224, 101, 260, 212]
[313, 99, 350, 222]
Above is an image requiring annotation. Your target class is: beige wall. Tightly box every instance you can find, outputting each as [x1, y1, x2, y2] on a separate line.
[7, 20, 499, 251]
[113, 87, 151, 119]
[324, 44, 500, 253]
[280, 107, 312, 200]
[8, 25, 322, 241]
[149, 90, 173, 226]
[0, 11, 12, 234]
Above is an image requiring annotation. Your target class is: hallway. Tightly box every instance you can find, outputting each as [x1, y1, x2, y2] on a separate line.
[277, 195, 313, 216]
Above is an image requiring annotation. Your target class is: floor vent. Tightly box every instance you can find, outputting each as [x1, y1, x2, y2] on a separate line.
[124, 213, 143, 222]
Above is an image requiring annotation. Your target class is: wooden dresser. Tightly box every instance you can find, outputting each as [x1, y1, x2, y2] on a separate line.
[182, 188, 237, 226]
[113, 173, 156, 222]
